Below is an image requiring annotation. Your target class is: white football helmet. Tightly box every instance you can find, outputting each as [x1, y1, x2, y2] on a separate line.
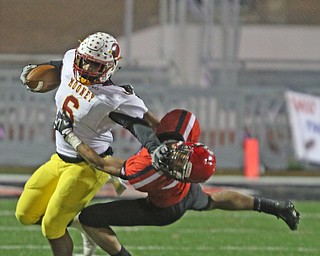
[74, 32, 121, 85]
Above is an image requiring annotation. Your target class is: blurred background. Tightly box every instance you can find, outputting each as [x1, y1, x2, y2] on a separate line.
[1, 0, 320, 174]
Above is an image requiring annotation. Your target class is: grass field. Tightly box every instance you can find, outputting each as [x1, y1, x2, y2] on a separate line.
[0, 199, 319, 256]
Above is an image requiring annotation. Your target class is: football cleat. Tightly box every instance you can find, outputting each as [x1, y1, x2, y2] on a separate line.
[68, 214, 97, 256]
[275, 201, 300, 231]
[82, 231, 97, 256]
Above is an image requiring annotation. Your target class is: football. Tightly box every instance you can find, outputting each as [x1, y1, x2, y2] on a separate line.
[26, 64, 61, 93]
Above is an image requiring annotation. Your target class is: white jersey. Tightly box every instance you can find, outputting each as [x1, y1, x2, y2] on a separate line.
[55, 49, 148, 158]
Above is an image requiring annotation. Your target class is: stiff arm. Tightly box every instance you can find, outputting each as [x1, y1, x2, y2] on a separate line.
[53, 111, 124, 176]
[54, 111, 161, 175]
[76, 143, 125, 177]
[108, 111, 161, 154]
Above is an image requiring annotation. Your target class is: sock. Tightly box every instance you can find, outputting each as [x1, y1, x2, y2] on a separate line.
[253, 197, 280, 216]
[111, 245, 132, 256]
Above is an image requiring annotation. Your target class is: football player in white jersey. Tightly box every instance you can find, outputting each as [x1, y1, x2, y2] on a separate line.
[16, 32, 159, 256]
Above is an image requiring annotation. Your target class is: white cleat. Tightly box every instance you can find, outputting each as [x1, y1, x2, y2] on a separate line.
[69, 214, 97, 256]
[82, 231, 97, 256]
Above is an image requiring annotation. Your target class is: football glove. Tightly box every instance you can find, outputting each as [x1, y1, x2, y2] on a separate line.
[53, 111, 73, 138]
[151, 141, 192, 182]
[20, 64, 37, 91]
[53, 111, 82, 150]
[151, 143, 171, 172]
[119, 84, 135, 95]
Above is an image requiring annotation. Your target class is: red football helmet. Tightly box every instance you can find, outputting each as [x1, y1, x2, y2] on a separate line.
[153, 141, 216, 183]
[186, 142, 216, 183]
[156, 109, 200, 143]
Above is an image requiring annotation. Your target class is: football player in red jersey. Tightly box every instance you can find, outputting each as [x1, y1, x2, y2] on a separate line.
[54, 108, 300, 256]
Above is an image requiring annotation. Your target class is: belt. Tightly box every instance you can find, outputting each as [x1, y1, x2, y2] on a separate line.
[57, 147, 113, 163]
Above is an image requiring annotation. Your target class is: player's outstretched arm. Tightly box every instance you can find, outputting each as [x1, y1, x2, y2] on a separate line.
[53, 111, 124, 176]
[143, 110, 160, 130]
[76, 143, 124, 176]
[109, 111, 161, 154]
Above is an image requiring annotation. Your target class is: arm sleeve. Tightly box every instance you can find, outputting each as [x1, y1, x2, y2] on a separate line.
[109, 111, 161, 154]
[40, 60, 63, 70]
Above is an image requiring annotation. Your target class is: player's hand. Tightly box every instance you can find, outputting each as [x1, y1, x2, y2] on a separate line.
[120, 84, 135, 95]
[20, 64, 37, 90]
[151, 142, 171, 172]
[54, 111, 82, 150]
[152, 141, 190, 182]
[53, 111, 73, 138]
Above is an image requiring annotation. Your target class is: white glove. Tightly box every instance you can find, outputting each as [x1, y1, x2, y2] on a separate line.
[20, 64, 37, 91]
[119, 84, 135, 95]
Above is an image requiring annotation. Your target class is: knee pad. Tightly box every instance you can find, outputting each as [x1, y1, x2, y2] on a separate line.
[41, 215, 67, 239]
[15, 211, 40, 225]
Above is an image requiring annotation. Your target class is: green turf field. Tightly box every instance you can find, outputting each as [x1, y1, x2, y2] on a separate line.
[0, 199, 319, 256]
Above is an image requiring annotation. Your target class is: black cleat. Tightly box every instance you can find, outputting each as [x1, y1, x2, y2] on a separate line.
[275, 201, 300, 231]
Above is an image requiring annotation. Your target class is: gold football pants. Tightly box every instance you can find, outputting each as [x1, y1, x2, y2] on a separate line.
[15, 153, 110, 239]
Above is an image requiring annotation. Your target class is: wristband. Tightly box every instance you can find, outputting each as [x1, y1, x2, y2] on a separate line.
[65, 132, 82, 150]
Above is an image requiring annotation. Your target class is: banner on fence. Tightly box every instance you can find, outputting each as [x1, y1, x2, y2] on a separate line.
[285, 91, 320, 165]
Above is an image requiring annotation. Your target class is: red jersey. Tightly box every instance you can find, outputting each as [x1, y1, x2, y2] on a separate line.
[121, 148, 190, 208]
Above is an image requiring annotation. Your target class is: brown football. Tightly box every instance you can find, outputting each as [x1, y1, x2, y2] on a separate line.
[26, 64, 61, 93]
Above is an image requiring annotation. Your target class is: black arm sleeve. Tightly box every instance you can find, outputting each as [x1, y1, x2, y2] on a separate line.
[40, 60, 63, 70]
[109, 112, 161, 154]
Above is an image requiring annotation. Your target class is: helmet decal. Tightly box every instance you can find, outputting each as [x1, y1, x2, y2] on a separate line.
[111, 43, 121, 60]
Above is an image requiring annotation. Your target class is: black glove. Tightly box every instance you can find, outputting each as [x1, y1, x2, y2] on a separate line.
[151, 141, 191, 182]
[119, 84, 135, 95]
[53, 111, 73, 138]
[151, 143, 171, 172]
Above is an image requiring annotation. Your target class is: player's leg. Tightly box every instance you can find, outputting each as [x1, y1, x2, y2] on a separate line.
[80, 198, 184, 227]
[208, 191, 254, 210]
[79, 198, 184, 255]
[68, 154, 126, 253]
[69, 213, 97, 256]
[15, 154, 59, 225]
[48, 230, 73, 256]
[83, 225, 131, 256]
[253, 197, 300, 230]
[207, 190, 300, 230]
[43, 157, 109, 256]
